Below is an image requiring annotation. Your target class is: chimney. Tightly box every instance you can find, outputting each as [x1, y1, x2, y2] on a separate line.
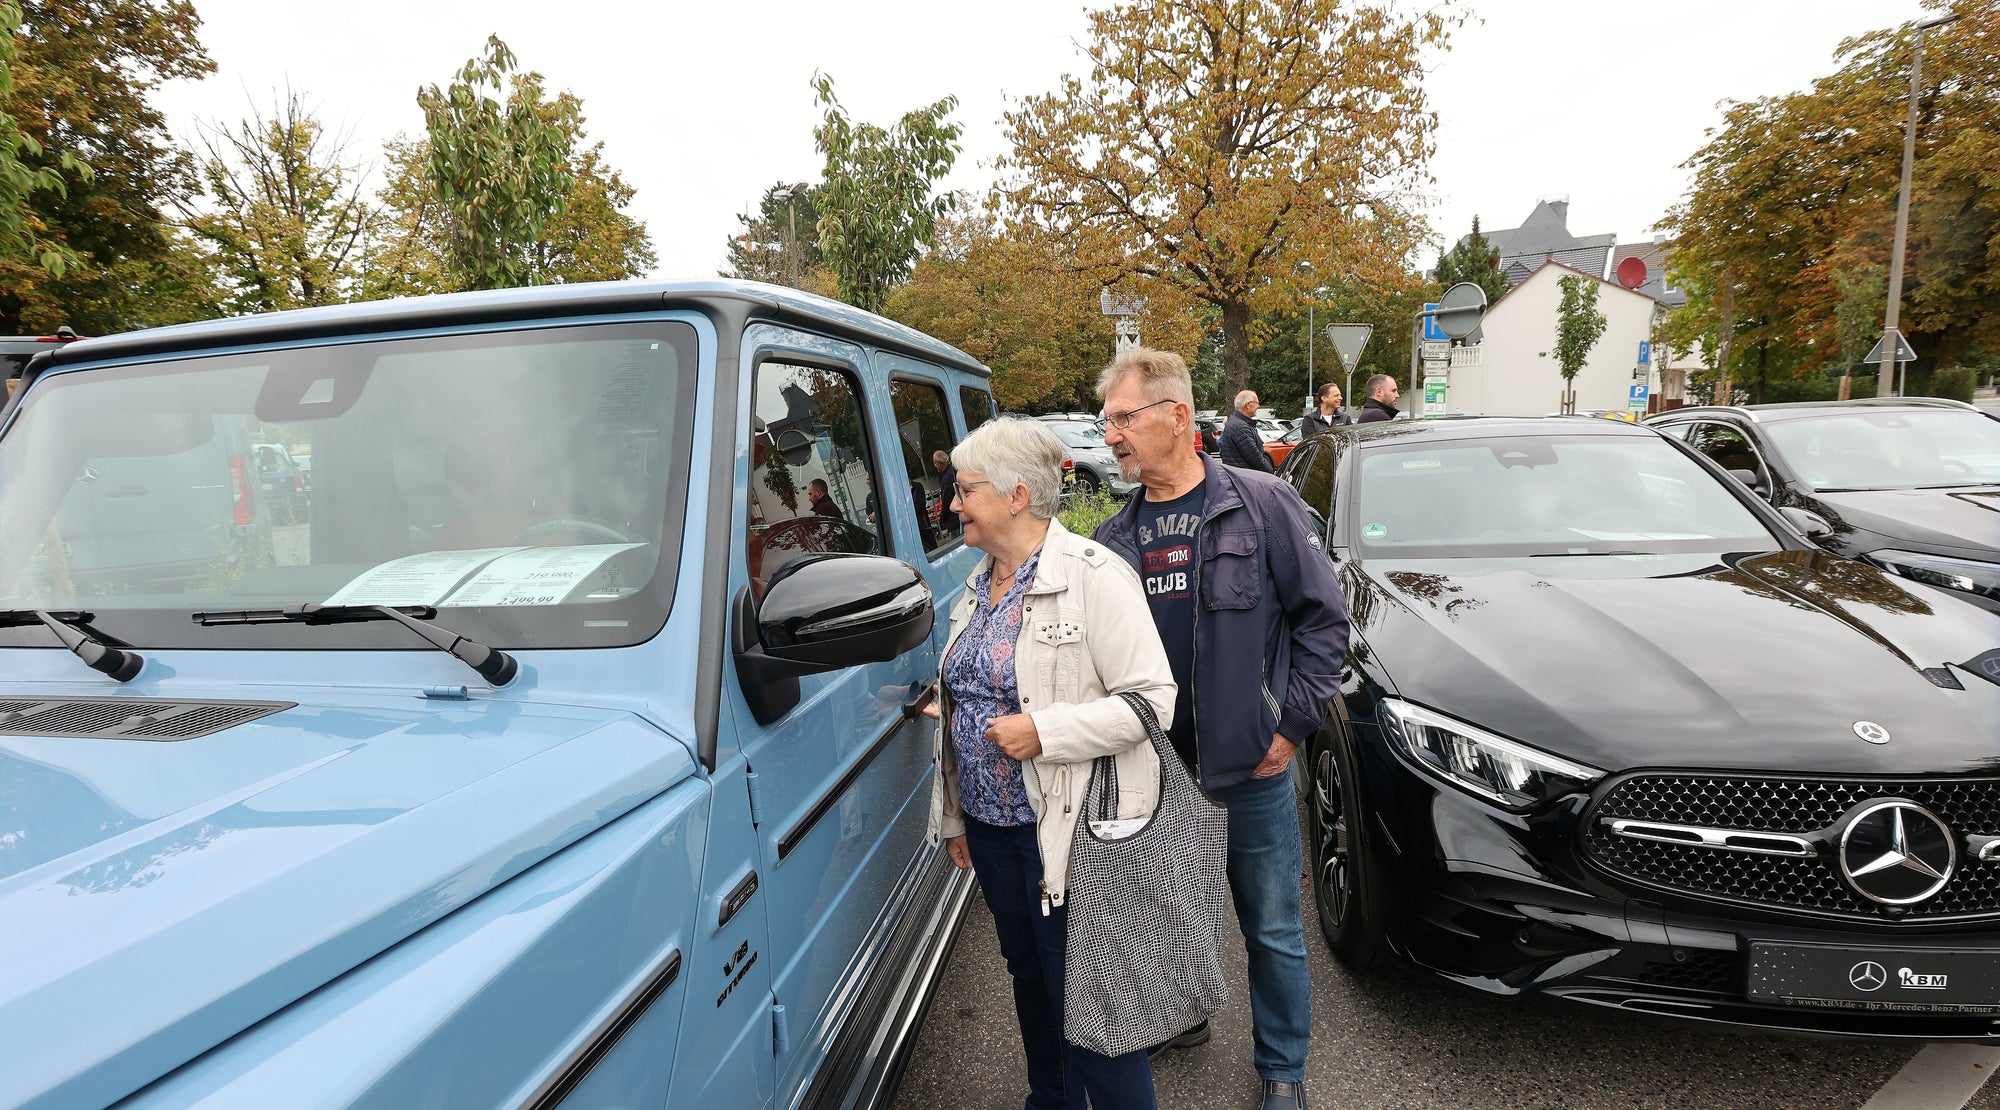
[1547, 199, 1569, 225]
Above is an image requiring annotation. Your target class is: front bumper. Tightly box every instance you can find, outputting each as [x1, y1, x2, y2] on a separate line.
[1368, 748, 2000, 1039]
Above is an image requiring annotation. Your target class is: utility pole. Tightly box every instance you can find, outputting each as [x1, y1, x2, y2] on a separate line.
[1716, 274, 1736, 406]
[1879, 13, 1960, 397]
[1306, 302, 1315, 416]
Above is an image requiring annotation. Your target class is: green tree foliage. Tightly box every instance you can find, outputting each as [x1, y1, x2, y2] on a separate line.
[179, 93, 375, 315]
[811, 73, 961, 314]
[418, 36, 578, 291]
[1665, 0, 1999, 389]
[1542, 273, 1606, 411]
[722, 181, 825, 288]
[1433, 216, 1508, 304]
[0, 0, 85, 276]
[0, 0, 214, 332]
[1001, 0, 1452, 401]
[377, 55, 653, 297]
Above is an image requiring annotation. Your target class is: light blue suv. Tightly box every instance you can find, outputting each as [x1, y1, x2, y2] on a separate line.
[0, 281, 990, 1109]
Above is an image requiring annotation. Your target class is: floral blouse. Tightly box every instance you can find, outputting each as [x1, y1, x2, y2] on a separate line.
[943, 551, 1042, 827]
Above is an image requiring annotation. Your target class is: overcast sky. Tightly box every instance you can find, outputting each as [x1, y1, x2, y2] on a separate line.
[152, 0, 1929, 280]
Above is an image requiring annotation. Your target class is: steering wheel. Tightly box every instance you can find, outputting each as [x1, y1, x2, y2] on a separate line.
[511, 514, 644, 546]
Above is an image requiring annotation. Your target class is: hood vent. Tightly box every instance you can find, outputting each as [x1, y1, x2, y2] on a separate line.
[0, 697, 296, 741]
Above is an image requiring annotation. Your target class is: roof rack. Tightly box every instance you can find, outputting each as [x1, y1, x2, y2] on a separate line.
[1829, 396, 1979, 411]
[1648, 404, 1762, 422]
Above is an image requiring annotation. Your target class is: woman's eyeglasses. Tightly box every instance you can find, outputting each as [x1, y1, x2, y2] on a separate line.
[1097, 398, 1172, 430]
[951, 480, 993, 498]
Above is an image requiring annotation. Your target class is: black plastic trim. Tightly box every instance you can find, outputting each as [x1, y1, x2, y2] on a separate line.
[691, 295, 753, 774]
[519, 946, 682, 1110]
[719, 870, 760, 929]
[777, 716, 911, 862]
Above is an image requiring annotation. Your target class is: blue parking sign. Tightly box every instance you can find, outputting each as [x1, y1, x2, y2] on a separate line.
[1629, 384, 1649, 406]
[1421, 304, 1447, 342]
[1638, 340, 1651, 364]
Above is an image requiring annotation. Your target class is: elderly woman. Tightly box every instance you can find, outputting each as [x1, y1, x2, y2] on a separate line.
[924, 416, 1176, 1110]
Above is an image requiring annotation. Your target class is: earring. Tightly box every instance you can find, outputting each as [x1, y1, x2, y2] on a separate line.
[1011, 508, 1018, 517]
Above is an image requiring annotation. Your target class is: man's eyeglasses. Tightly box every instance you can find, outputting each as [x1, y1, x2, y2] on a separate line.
[1097, 398, 1173, 431]
[951, 479, 993, 499]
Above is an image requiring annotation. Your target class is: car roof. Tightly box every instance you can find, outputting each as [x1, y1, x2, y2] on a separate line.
[1649, 398, 1981, 424]
[1342, 416, 1658, 444]
[43, 279, 991, 379]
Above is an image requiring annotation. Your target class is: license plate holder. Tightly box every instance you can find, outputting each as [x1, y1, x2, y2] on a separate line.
[1748, 942, 2000, 1012]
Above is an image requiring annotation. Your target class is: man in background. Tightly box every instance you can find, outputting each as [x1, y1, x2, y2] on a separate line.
[1218, 390, 1274, 473]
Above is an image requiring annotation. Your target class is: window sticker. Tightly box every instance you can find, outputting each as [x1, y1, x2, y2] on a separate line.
[324, 547, 524, 606]
[1361, 523, 1387, 541]
[440, 543, 644, 607]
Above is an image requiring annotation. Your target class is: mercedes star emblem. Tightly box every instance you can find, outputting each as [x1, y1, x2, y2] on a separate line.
[1853, 721, 1891, 745]
[1838, 799, 1956, 905]
[1849, 961, 1888, 992]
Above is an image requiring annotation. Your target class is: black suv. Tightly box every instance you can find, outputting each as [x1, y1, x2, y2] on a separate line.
[1648, 398, 2000, 611]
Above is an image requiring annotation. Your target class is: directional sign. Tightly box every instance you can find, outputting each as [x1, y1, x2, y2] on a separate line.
[1420, 304, 1447, 342]
[1863, 330, 1917, 365]
[1324, 324, 1373, 373]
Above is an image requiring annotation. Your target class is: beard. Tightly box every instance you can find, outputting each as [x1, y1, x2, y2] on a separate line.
[1115, 452, 1143, 482]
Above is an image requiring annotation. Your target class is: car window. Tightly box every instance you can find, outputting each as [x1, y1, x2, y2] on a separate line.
[1687, 422, 1767, 478]
[1761, 411, 2000, 490]
[1351, 435, 1778, 559]
[748, 360, 883, 597]
[1293, 443, 1336, 543]
[0, 321, 697, 649]
[890, 377, 958, 556]
[960, 386, 996, 433]
[1048, 422, 1107, 450]
[1652, 421, 1693, 441]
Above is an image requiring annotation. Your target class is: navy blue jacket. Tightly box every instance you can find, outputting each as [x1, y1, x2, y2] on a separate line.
[1217, 410, 1273, 472]
[1095, 454, 1351, 791]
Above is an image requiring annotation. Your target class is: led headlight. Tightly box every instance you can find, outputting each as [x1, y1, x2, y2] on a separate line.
[1376, 698, 1603, 812]
[1871, 549, 2000, 602]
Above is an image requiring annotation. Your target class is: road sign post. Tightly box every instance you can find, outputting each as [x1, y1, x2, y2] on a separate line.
[1407, 283, 1488, 419]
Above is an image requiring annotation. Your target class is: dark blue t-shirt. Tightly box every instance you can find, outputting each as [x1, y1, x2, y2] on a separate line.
[1138, 481, 1204, 771]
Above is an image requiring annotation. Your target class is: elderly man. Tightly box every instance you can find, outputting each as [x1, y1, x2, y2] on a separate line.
[933, 449, 960, 535]
[1217, 389, 1274, 472]
[1093, 348, 1351, 1110]
[1356, 374, 1401, 423]
[1299, 382, 1349, 437]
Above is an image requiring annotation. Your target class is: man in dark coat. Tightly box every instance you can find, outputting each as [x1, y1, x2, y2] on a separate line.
[932, 450, 959, 535]
[1218, 390, 1275, 473]
[1298, 382, 1350, 437]
[1356, 374, 1402, 423]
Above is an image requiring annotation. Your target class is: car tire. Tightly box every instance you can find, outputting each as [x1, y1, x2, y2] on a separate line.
[1310, 726, 1387, 970]
[1075, 469, 1101, 497]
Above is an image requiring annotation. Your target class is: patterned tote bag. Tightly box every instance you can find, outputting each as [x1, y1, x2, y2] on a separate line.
[1062, 691, 1229, 1057]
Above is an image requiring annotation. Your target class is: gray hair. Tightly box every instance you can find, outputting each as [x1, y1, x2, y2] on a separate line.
[1096, 346, 1194, 408]
[951, 416, 1066, 520]
[1233, 389, 1259, 412]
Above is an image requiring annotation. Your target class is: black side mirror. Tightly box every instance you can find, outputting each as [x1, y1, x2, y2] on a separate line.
[733, 554, 935, 724]
[1778, 506, 1834, 539]
[1727, 467, 1770, 496]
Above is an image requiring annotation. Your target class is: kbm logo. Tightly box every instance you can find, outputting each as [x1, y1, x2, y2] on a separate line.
[1899, 967, 1947, 990]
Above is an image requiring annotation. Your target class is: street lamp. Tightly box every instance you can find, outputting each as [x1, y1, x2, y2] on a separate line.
[770, 181, 811, 288]
[1878, 12, 1961, 397]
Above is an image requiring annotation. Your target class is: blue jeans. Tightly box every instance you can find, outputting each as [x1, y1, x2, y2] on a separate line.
[962, 817, 1158, 1110]
[1208, 770, 1312, 1083]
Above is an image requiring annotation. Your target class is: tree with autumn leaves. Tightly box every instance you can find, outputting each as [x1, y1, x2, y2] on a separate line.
[1000, 0, 1453, 400]
[1665, 0, 1998, 396]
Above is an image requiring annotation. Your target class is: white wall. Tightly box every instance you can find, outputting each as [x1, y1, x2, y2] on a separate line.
[1440, 264, 1660, 416]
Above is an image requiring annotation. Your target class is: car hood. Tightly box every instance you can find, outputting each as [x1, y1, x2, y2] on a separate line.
[0, 689, 695, 1109]
[1811, 486, 2000, 557]
[1349, 549, 2000, 776]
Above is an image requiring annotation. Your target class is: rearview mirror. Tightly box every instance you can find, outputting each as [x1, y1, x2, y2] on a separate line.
[733, 554, 935, 724]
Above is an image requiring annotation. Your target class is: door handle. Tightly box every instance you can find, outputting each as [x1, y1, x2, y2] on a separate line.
[901, 682, 938, 720]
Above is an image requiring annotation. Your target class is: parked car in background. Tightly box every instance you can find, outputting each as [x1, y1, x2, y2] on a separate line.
[1041, 418, 1137, 498]
[1649, 398, 2000, 613]
[1264, 423, 1304, 468]
[251, 441, 310, 523]
[0, 280, 991, 1109]
[1279, 416, 2000, 1038]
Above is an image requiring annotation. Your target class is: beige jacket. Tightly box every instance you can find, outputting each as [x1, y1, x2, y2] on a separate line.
[926, 516, 1177, 911]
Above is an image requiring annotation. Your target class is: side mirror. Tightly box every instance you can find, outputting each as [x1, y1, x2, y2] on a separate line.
[733, 554, 935, 725]
[1727, 467, 1770, 496]
[1778, 506, 1834, 540]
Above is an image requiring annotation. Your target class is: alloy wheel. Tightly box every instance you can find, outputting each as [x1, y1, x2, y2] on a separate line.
[1315, 745, 1350, 926]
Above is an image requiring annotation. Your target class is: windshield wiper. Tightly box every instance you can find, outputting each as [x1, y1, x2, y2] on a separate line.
[0, 610, 145, 681]
[1526, 550, 1661, 558]
[190, 603, 519, 686]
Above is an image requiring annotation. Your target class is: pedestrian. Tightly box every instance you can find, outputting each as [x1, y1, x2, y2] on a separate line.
[807, 478, 841, 519]
[1218, 389, 1274, 473]
[934, 449, 960, 535]
[1094, 348, 1351, 1110]
[1356, 375, 1401, 423]
[925, 415, 1177, 1110]
[1299, 383, 1349, 437]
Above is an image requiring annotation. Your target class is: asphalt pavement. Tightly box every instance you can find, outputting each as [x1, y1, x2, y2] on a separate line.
[893, 856, 1987, 1110]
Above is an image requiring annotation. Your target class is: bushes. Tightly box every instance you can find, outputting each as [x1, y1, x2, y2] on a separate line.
[1929, 366, 1975, 403]
[1056, 489, 1122, 537]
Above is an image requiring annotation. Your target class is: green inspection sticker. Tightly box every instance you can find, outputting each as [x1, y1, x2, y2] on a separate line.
[1362, 523, 1387, 540]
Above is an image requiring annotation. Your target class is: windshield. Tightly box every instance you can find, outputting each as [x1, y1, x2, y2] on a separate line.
[1761, 410, 2000, 490]
[1048, 423, 1107, 449]
[0, 320, 697, 650]
[1352, 435, 1778, 558]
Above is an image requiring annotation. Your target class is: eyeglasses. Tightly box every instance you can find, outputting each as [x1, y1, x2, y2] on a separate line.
[951, 480, 993, 498]
[1097, 398, 1173, 430]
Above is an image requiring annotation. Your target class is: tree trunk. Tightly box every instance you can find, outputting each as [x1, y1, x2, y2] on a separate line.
[1220, 299, 1253, 402]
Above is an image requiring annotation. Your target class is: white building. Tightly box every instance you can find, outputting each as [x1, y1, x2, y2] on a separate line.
[1441, 260, 1676, 416]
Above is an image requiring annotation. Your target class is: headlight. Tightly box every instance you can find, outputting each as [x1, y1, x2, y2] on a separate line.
[1870, 549, 2000, 602]
[1376, 698, 1603, 812]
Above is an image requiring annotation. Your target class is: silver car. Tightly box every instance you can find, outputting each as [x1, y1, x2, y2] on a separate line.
[1042, 419, 1139, 498]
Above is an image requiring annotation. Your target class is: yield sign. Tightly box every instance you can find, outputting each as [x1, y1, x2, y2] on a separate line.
[1864, 331, 1917, 365]
[1324, 324, 1373, 373]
